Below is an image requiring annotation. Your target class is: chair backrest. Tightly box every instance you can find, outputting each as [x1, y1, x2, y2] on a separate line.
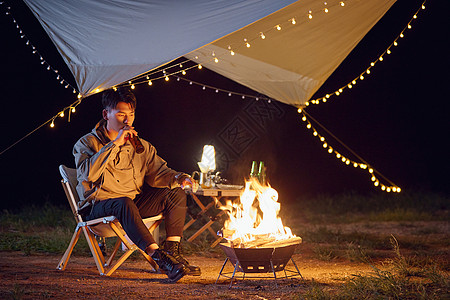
[59, 165, 82, 222]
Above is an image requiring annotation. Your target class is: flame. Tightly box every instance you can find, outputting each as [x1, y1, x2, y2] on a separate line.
[217, 178, 295, 246]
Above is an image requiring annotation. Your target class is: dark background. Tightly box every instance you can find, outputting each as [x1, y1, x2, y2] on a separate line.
[0, 0, 448, 210]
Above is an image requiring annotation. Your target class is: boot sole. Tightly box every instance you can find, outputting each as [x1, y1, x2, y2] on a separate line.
[187, 270, 201, 276]
[168, 268, 188, 283]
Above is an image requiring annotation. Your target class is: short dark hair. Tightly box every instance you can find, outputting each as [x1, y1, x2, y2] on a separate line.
[102, 87, 136, 111]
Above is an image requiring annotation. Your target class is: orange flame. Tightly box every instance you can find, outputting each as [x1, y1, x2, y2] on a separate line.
[217, 178, 295, 245]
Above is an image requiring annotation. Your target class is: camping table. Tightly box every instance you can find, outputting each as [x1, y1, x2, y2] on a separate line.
[184, 186, 243, 247]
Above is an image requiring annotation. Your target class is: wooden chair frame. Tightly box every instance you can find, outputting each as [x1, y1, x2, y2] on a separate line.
[57, 165, 163, 276]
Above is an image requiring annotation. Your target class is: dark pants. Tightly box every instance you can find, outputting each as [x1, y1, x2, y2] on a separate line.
[86, 184, 187, 251]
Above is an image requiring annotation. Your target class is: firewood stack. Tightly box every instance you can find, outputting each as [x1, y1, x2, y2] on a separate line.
[220, 229, 302, 248]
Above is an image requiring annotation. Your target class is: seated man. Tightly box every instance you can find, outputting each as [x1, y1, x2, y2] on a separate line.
[73, 87, 200, 282]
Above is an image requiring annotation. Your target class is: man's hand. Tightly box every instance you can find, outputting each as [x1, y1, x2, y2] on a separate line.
[177, 175, 198, 193]
[113, 125, 138, 146]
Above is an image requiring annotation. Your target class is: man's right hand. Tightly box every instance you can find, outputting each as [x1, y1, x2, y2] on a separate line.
[113, 125, 138, 146]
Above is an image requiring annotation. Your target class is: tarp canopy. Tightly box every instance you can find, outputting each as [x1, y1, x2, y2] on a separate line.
[23, 0, 396, 106]
[23, 0, 297, 96]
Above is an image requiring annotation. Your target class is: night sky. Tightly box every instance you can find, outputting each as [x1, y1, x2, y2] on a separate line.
[0, 0, 448, 210]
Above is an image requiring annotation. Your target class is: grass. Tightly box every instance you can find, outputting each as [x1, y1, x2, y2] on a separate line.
[0, 191, 448, 299]
[298, 237, 450, 299]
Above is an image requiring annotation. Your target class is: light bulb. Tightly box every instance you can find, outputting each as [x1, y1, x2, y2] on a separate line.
[198, 64, 202, 69]
[379, 56, 383, 61]
[328, 148, 333, 153]
[366, 70, 371, 74]
[131, 84, 135, 89]
[260, 32, 266, 39]
[324, 8, 329, 13]
[320, 137, 325, 142]
[297, 108, 302, 113]
[369, 168, 374, 173]
[387, 49, 391, 54]
[291, 18, 296, 25]
[230, 50, 235, 56]
[336, 153, 341, 158]
[394, 41, 398, 46]
[313, 131, 318, 136]
[340, 2, 345, 7]
[276, 25, 281, 30]
[181, 70, 186, 75]
[400, 33, 404, 38]
[246, 42, 251, 48]
[408, 24, 412, 29]
[71, 107, 76, 113]
[148, 80, 152, 86]
[306, 123, 311, 129]
[50, 122, 55, 128]
[214, 57, 219, 63]
[78, 94, 82, 99]
[59, 111, 64, 117]
[302, 116, 306, 121]
[323, 143, 327, 148]
[360, 75, 364, 80]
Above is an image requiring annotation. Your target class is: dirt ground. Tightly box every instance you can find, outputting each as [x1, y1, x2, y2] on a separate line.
[1, 220, 448, 299]
[0, 246, 387, 300]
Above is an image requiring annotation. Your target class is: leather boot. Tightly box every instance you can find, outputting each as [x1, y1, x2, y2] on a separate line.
[162, 241, 201, 276]
[151, 249, 187, 282]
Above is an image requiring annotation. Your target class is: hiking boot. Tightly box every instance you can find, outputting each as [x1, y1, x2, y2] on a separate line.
[162, 241, 201, 276]
[151, 249, 187, 282]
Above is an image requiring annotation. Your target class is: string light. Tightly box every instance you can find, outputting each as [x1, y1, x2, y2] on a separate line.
[305, 0, 426, 107]
[297, 109, 401, 192]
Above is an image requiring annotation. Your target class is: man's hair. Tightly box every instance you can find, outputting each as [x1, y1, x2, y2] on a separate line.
[102, 87, 136, 111]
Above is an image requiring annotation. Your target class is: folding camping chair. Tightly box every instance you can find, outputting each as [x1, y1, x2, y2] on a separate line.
[57, 165, 163, 276]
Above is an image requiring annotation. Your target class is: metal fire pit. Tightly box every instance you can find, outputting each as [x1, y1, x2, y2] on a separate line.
[216, 241, 303, 287]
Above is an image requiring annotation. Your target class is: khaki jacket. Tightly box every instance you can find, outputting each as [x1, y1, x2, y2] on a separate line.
[73, 119, 183, 209]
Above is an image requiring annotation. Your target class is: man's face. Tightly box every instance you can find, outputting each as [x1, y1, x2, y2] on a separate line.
[103, 101, 135, 133]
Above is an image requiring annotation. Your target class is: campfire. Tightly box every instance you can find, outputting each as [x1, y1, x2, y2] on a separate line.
[215, 178, 302, 287]
[217, 178, 301, 248]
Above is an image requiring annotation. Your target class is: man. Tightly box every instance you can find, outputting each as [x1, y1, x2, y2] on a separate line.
[73, 87, 200, 282]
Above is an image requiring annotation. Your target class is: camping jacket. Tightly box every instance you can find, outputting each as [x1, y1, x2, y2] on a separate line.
[73, 119, 185, 209]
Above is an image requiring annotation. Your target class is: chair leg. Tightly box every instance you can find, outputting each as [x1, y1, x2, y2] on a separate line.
[106, 238, 122, 267]
[57, 226, 81, 271]
[81, 227, 106, 275]
[139, 249, 159, 272]
[105, 247, 136, 276]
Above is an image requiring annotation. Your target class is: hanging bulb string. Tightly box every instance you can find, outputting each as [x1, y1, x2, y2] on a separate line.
[0, 98, 82, 156]
[298, 107, 400, 192]
[1, 2, 79, 95]
[306, 0, 427, 107]
[173, 75, 271, 101]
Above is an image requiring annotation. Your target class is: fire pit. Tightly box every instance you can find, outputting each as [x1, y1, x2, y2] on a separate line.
[214, 178, 303, 287]
[215, 239, 303, 287]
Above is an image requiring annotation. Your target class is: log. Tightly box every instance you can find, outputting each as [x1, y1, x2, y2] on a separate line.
[258, 236, 302, 248]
